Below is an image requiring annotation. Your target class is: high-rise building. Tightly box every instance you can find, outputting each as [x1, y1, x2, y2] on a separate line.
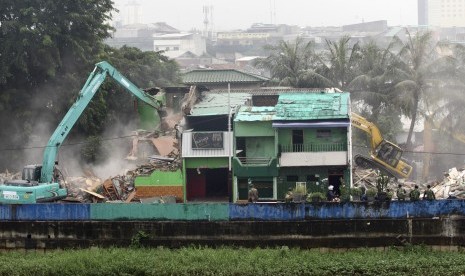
[123, 1, 141, 25]
[418, 0, 465, 27]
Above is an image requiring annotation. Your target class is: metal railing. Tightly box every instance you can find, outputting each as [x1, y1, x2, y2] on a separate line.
[236, 157, 272, 166]
[280, 143, 347, 153]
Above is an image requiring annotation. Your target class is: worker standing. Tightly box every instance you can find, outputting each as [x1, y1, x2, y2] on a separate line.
[248, 180, 258, 203]
[396, 184, 407, 201]
[409, 185, 420, 201]
[284, 187, 293, 203]
[326, 185, 337, 202]
[423, 185, 436, 201]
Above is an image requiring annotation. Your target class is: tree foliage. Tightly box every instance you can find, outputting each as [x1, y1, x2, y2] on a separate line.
[0, 1, 180, 170]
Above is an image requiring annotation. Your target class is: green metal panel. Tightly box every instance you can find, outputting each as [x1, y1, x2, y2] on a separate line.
[235, 121, 274, 137]
[274, 93, 350, 121]
[233, 157, 278, 177]
[90, 203, 229, 220]
[135, 170, 183, 186]
[182, 69, 269, 84]
[237, 177, 273, 200]
[278, 129, 292, 145]
[277, 167, 328, 200]
[234, 106, 275, 122]
[189, 93, 251, 116]
[185, 157, 229, 169]
[246, 137, 275, 158]
[137, 101, 161, 131]
[278, 128, 347, 150]
[304, 128, 347, 143]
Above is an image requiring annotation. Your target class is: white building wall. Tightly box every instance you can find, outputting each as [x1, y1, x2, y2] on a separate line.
[279, 152, 348, 167]
[153, 34, 206, 58]
[428, 0, 465, 27]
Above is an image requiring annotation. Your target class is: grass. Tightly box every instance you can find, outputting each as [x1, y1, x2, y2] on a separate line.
[0, 246, 463, 275]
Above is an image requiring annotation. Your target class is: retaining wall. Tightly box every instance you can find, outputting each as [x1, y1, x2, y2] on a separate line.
[1, 200, 465, 221]
[1, 200, 465, 250]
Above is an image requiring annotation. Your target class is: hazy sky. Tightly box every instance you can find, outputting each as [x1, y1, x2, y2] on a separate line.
[113, 0, 418, 31]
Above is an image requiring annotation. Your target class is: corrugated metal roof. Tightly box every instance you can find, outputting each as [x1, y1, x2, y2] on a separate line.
[182, 69, 269, 84]
[274, 92, 350, 121]
[189, 92, 252, 116]
[209, 87, 328, 96]
[182, 131, 232, 158]
[234, 106, 275, 122]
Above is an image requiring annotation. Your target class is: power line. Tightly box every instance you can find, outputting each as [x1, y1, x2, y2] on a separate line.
[0, 134, 137, 152]
[353, 144, 465, 156]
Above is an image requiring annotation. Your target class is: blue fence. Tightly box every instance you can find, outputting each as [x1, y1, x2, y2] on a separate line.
[1, 200, 465, 221]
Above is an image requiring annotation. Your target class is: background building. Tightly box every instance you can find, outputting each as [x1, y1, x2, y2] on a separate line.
[418, 0, 465, 27]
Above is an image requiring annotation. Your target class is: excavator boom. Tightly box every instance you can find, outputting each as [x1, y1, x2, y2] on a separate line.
[0, 61, 165, 203]
[351, 112, 413, 179]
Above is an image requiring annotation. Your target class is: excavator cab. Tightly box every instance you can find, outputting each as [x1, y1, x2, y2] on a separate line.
[22, 165, 42, 182]
[375, 141, 402, 168]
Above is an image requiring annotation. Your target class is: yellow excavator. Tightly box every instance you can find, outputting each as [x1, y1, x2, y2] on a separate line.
[351, 113, 413, 179]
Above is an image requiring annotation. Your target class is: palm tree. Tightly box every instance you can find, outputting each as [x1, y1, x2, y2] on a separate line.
[314, 35, 362, 90]
[387, 29, 458, 149]
[349, 40, 398, 120]
[253, 37, 318, 87]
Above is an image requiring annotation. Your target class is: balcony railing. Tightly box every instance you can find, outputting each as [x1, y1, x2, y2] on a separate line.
[280, 143, 347, 153]
[236, 157, 273, 166]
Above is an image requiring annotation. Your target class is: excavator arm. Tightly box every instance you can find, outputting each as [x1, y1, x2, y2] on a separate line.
[40, 61, 165, 183]
[350, 112, 384, 151]
[350, 112, 413, 179]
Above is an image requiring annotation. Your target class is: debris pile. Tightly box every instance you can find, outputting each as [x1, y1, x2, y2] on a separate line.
[433, 167, 465, 199]
[0, 170, 21, 184]
[352, 166, 465, 199]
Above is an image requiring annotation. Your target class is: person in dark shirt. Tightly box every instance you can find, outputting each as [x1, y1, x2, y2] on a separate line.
[326, 185, 336, 202]
[248, 183, 258, 203]
[423, 185, 436, 201]
[409, 185, 420, 201]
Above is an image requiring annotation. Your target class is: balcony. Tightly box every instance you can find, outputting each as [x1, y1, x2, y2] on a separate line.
[233, 157, 278, 177]
[280, 143, 347, 153]
[279, 143, 348, 167]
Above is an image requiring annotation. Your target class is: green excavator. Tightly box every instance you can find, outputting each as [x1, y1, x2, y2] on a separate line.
[0, 61, 165, 203]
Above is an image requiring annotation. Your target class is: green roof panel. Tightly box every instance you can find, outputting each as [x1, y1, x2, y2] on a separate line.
[234, 106, 276, 122]
[189, 92, 252, 116]
[274, 92, 350, 121]
[182, 69, 269, 84]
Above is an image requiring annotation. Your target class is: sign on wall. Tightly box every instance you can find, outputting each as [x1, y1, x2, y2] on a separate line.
[192, 132, 224, 149]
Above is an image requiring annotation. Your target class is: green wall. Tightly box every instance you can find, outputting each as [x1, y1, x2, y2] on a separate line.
[185, 157, 229, 169]
[246, 137, 275, 157]
[135, 170, 183, 186]
[278, 127, 347, 145]
[235, 121, 274, 136]
[91, 203, 229, 220]
[277, 167, 329, 199]
[137, 101, 161, 131]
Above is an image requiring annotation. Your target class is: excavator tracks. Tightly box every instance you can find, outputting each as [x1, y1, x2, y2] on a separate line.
[354, 154, 397, 179]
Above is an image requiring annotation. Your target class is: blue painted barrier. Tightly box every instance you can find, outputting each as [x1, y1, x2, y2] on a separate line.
[0, 205, 11, 220]
[305, 200, 465, 219]
[229, 203, 305, 220]
[0, 200, 465, 221]
[14, 204, 90, 221]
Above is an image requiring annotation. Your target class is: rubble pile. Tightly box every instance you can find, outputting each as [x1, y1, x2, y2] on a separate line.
[352, 166, 465, 199]
[0, 170, 21, 184]
[433, 167, 465, 199]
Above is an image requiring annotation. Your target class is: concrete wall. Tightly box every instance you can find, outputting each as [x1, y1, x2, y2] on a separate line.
[1, 200, 465, 221]
[135, 169, 184, 199]
[2, 201, 465, 249]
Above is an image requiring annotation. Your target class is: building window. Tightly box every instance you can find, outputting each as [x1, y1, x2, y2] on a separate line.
[174, 46, 179, 50]
[165, 47, 170, 51]
[307, 175, 319, 182]
[287, 175, 298, 182]
[317, 129, 331, 138]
